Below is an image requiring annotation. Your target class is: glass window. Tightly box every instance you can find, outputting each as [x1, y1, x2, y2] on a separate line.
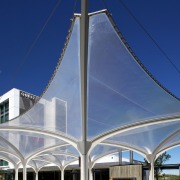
[0, 106, 4, 114]
[5, 101, 9, 112]
[0, 116, 4, 123]
[0, 99, 9, 123]
[0, 100, 9, 167]
[5, 114, 9, 121]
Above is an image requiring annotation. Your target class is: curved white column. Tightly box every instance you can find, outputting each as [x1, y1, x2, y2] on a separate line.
[149, 161, 154, 180]
[15, 167, 19, 180]
[23, 164, 27, 180]
[81, 154, 88, 180]
[61, 169, 64, 180]
[146, 154, 155, 180]
[35, 172, 38, 180]
[89, 168, 93, 180]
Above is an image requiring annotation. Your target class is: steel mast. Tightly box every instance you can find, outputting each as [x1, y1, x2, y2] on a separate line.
[80, 0, 89, 179]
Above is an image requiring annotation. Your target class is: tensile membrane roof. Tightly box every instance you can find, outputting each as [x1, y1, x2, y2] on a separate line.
[0, 10, 179, 169]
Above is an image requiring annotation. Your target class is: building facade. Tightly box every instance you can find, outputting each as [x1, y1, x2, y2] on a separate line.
[0, 88, 38, 122]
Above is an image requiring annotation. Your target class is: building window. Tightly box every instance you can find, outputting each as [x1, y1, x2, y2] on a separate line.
[0, 159, 8, 166]
[0, 100, 9, 167]
[0, 100, 9, 123]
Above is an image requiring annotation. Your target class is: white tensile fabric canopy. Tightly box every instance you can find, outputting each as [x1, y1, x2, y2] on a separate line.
[0, 10, 179, 180]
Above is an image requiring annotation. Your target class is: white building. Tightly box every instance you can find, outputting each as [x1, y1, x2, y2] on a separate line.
[0, 88, 37, 122]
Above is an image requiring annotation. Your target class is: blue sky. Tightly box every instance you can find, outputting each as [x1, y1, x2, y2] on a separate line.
[0, 0, 179, 174]
[0, 0, 180, 97]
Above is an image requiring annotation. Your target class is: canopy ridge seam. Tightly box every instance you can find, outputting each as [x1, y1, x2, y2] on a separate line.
[0, 126, 78, 145]
[39, 16, 77, 101]
[106, 11, 180, 101]
[5, 16, 77, 123]
[153, 129, 180, 155]
[100, 141, 146, 158]
[155, 143, 180, 160]
[92, 115, 180, 143]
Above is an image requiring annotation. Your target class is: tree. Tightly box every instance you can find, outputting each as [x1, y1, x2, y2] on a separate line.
[144, 151, 171, 178]
[154, 152, 171, 175]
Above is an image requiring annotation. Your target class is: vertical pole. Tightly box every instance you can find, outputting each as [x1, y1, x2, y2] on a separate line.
[73, 170, 76, 180]
[80, 0, 88, 136]
[149, 162, 154, 180]
[89, 168, 93, 180]
[119, 149, 122, 165]
[61, 169, 64, 180]
[93, 170, 96, 180]
[80, 0, 89, 180]
[35, 171, 38, 180]
[81, 154, 89, 180]
[146, 154, 155, 180]
[129, 150, 133, 164]
[23, 164, 27, 180]
[15, 168, 19, 180]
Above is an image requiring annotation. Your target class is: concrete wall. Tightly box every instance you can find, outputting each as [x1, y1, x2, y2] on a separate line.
[109, 165, 142, 180]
